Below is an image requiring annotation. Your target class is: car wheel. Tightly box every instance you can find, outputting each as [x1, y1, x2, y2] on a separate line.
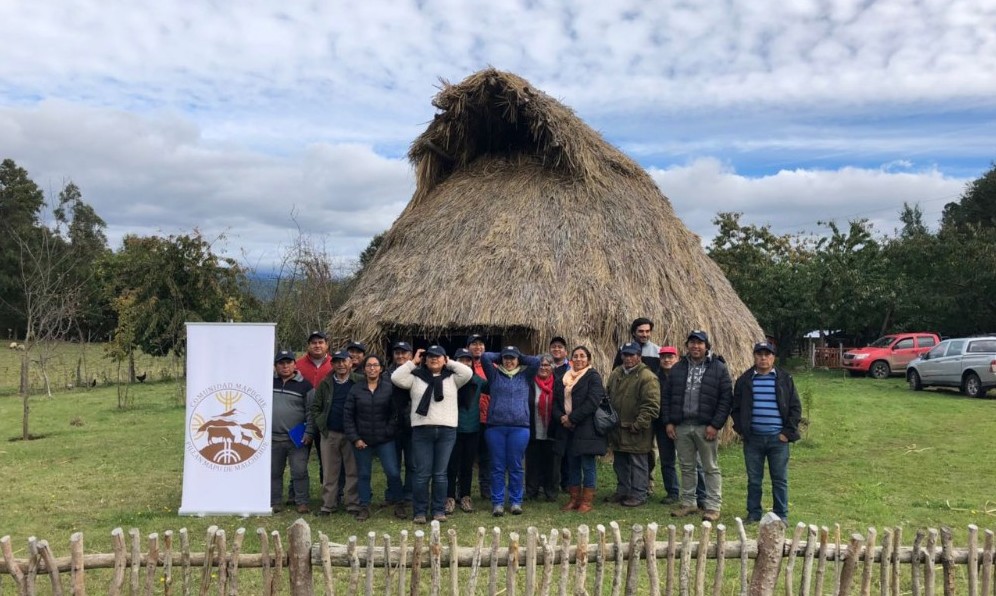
[907, 370, 923, 391]
[869, 361, 891, 380]
[963, 372, 985, 398]
[846, 370, 863, 378]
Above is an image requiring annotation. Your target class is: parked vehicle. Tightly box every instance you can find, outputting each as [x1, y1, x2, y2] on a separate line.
[906, 337, 996, 398]
[842, 332, 940, 379]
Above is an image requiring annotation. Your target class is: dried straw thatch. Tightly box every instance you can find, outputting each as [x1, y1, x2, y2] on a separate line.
[330, 68, 764, 374]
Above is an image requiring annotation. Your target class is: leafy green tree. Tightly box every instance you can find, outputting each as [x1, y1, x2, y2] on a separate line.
[53, 181, 113, 339]
[810, 219, 892, 342]
[941, 162, 996, 231]
[0, 158, 45, 336]
[708, 212, 817, 356]
[107, 231, 248, 359]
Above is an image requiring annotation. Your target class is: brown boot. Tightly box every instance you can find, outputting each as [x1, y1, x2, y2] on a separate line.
[561, 486, 581, 511]
[577, 488, 597, 513]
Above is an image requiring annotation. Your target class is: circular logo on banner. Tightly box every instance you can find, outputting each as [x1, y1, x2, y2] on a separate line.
[186, 383, 268, 471]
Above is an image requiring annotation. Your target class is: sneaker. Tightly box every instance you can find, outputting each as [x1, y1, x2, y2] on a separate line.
[492, 505, 504, 517]
[460, 496, 474, 512]
[413, 515, 427, 524]
[354, 507, 370, 522]
[672, 504, 700, 517]
[444, 498, 456, 514]
[393, 502, 408, 520]
[621, 497, 645, 508]
[510, 504, 523, 515]
[433, 513, 448, 523]
[702, 510, 721, 522]
[296, 504, 311, 514]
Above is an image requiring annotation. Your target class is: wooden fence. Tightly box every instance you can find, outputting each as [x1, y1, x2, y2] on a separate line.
[2, 514, 995, 596]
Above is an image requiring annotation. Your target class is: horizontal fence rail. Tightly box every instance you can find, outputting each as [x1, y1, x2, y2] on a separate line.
[2, 514, 995, 596]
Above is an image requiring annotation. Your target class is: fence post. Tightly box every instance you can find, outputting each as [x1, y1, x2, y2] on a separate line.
[288, 518, 313, 596]
[750, 513, 786, 596]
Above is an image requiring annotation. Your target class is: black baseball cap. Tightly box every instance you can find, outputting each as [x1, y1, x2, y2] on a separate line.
[687, 330, 709, 344]
[425, 345, 447, 357]
[619, 342, 641, 355]
[307, 330, 327, 341]
[346, 341, 367, 352]
[753, 341, 776, 354]
[392, 341, 413, 353]
[454, 348, 473, 360]
[466, 334, 485, 346]
[274, 350, 296, 363]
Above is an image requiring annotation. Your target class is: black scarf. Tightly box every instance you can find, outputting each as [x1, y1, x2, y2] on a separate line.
[412, 367, 454, 417]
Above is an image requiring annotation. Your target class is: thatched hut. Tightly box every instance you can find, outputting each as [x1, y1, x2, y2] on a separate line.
[330, 68, 764, 374]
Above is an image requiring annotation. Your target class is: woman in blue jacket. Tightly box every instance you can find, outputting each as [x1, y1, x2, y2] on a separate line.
[480, 346, 541, 516]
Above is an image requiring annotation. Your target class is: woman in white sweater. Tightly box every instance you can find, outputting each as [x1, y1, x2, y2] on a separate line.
[391, 345, 473, 523]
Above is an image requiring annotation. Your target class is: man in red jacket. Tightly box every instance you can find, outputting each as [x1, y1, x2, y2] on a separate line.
[292, 331, 332, 498]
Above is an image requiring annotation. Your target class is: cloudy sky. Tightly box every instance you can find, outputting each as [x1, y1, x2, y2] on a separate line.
[2, 0, 994, 270]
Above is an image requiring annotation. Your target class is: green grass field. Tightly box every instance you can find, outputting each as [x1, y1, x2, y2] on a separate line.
[1, 368, 994, 591]
[0, 341, 175, 396]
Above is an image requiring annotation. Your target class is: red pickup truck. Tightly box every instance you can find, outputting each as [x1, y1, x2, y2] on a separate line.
[842, 332, 941, 379]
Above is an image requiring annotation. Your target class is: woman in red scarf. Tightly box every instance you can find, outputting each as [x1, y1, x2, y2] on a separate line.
[525, 354, 561, 501]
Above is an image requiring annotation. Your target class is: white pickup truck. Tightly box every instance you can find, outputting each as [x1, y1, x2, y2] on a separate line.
[906, 336, 996, 397]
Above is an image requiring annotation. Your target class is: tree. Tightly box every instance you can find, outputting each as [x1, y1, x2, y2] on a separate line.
[4, 218, 91, 439]
[53, 181, 113, 340]
[0, 158, 45, 337]
[106, 231, 248, 359]
[941, 162, 996, 231]
[708, 212, 817, 356]
[257, 232, 354, 348]
[810, 219, 892, 342]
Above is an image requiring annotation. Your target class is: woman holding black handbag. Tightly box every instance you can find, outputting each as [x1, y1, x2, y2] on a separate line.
[553, 346, 607, 513]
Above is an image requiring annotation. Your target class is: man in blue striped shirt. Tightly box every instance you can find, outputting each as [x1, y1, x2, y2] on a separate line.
[731, 342, 802, 524]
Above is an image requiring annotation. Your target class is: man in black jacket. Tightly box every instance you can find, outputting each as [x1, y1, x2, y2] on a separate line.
[663, 330, 732, 522]
[731, 342, 802, 524]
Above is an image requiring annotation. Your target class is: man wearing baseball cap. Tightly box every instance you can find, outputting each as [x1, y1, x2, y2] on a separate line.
[311, 349, 361, 516]
[466, 333, 492, 500]
[272, 350, 315, 514]
[293, 331, 332, 496]
[606, 341, 661, 507]
[662, 330, 733, 522]
[387, 340, 416, 517]
[731, 341, 801, 524]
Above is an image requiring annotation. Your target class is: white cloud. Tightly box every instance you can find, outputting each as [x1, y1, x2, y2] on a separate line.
[650, 158, 966, 242]
[0, 0, 991, 268]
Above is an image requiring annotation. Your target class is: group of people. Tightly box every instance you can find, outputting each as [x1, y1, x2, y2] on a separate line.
[270, 320, 802, 525]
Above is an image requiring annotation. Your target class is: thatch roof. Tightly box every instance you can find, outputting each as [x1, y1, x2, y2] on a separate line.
[329, 68, 764, 374]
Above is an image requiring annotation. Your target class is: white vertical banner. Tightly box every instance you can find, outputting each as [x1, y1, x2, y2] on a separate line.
[180, 322, 275, 516]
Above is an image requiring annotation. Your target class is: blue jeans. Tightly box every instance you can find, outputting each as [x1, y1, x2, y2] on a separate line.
[484, 426, 530, 506]
[657, 425, 707, 503]
[567, 454, 597, 488]
[392, 430, 414, 502]
[353, 440, 403, 506]
[410, 426, 457, 517]
[743, 432, 790, 521]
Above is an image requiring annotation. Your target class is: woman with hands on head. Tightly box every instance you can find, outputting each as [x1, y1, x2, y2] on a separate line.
[391, 345, 473, 524]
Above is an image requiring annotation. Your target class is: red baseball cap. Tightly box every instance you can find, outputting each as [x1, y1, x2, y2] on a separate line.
[658, 346, 678, 356]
